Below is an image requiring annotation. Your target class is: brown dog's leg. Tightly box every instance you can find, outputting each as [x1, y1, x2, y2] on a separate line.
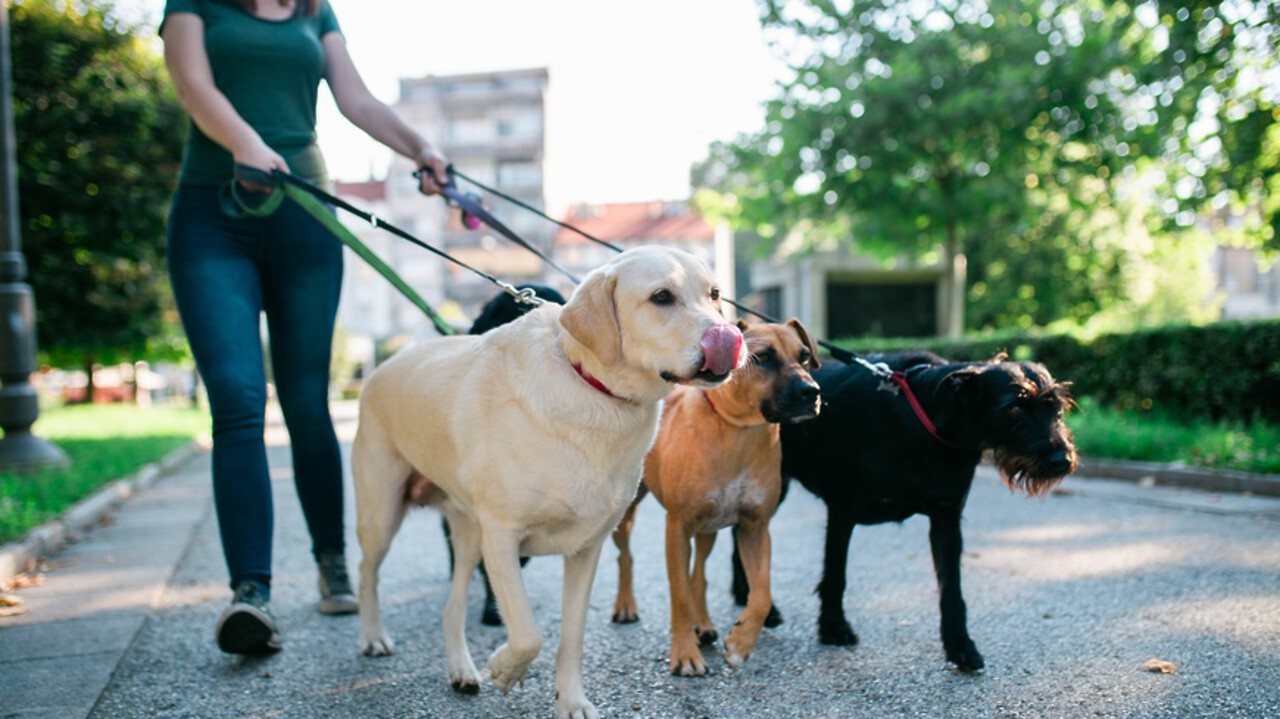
[665, 515, 707, 676]
[690, 531, 718, 645]
[611, 498, 642, 623]
[723, 518, 772, 667]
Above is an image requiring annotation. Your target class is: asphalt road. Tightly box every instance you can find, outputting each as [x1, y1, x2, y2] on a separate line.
[88, 413, 1280, 719]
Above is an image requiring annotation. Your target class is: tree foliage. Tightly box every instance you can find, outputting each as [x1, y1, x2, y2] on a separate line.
[698, 0, 1278, 332]
[11, 0, 185, 379]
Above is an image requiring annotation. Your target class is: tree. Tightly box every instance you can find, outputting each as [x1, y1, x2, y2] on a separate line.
[12, 0, 185, 399]
[1103, 0, 1279, 250]
[698, 0, 1272, 331]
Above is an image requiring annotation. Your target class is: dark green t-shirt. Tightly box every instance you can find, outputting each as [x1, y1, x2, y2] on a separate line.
[161, 0, 341, 185]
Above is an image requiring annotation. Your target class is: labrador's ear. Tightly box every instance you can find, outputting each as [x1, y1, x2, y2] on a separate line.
[560, 271, 622, 365]
[787, 318, 822, 370]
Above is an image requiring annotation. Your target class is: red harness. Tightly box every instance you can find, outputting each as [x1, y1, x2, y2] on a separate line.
[887, 370, 963, 449]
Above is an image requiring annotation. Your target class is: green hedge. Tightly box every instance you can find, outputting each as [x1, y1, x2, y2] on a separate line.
[833, 318, 1280, 423]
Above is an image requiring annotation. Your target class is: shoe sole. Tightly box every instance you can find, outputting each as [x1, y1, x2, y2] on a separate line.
[317, 594, 359, 615]
[216, 604, 282, 654]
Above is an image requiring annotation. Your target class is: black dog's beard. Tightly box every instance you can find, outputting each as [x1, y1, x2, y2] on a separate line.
[992, 447, 1072, 496]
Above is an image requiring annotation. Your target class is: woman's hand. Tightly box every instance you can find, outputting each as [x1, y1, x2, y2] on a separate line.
[233, 140, 289, 193]
[414, 146, 450, 196]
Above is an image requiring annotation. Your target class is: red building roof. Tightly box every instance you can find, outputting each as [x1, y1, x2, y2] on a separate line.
[554, 201, 714, 245]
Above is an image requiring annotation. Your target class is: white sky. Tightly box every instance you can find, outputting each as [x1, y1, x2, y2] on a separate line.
[119, 0, 788, 208]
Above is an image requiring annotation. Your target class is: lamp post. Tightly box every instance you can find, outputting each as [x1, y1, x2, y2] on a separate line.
[0, 0, 68, 471]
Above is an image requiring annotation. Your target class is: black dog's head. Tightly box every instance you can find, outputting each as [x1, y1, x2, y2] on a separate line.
[469, 284, 567, 335]
[943, 355, 1078, 496]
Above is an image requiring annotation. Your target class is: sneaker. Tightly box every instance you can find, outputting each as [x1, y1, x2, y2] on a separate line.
[316, 550, 358, 615]
[215, 581, 282, 654]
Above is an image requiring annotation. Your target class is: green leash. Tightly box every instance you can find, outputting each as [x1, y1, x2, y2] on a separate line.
[220, 172, 456, 337]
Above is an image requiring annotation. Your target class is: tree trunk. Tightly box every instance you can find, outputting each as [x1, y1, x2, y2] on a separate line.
[82, 352, 96, 404]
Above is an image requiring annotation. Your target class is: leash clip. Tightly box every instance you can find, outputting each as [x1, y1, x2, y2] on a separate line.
[500, 282, 544, 307]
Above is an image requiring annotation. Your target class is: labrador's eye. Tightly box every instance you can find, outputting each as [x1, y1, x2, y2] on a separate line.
[710, 287, 721, 301]
[651, 289, 675, 305]
[798, 350, 812, 365]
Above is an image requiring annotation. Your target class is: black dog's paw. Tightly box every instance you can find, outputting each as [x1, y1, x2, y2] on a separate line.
[763, 604, 784, 629]
[946, 639, 985, 672]
[818, 617, 859, 646]
[481, 597, 504, 627]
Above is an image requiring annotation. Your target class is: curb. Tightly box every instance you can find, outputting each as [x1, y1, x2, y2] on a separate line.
[0, 439, 207, 587]
[1076, 457, 1280, 497]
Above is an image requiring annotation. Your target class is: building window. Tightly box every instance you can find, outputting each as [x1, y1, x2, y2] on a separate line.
[758, 286, 782, 321]
[827, 282, 938, 338]
[497, 160, 541, 187]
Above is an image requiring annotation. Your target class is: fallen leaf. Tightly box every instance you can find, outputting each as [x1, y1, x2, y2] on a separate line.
[1141, 658, 1177, 674]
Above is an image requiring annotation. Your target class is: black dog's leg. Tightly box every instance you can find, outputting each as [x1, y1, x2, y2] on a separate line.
[816, 509, 858, 646]
[730, 526, 784, 627]
[929, 509, 984, 671]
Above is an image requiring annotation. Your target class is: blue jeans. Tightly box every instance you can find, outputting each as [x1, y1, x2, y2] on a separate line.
[167, 184, 344, 591]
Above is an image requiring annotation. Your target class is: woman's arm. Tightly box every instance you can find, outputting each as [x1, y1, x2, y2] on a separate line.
[161, 13, 288, 185]
[322, 32, 448, 196]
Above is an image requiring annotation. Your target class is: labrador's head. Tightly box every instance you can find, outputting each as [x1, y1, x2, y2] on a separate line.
[560, 246, 743, 391]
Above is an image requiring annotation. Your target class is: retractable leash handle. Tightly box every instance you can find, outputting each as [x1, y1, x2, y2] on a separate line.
[412, 166, 582, 284]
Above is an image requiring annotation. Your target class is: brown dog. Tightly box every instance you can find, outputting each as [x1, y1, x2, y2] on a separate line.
[611, 319, 821, 676]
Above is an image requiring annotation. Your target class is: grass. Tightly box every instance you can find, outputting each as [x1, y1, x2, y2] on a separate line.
[1, 396, 1276, 548]
[0, 403, 209, 545]
[1069, 398, 1280, 475]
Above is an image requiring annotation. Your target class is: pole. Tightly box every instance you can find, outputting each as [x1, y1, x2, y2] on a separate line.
[0, 0, 69, 471]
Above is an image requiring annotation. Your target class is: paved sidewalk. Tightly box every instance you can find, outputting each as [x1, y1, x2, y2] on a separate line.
[0, 450, 212, 718]
[2, 404, 1280, 716]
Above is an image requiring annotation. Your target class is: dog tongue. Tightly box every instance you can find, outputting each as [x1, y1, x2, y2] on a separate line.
[700, 323, 743, 376]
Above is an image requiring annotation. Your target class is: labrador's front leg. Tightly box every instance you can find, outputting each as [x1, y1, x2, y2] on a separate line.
[480, 523, 541, 693]
[555, 536, 606, 719]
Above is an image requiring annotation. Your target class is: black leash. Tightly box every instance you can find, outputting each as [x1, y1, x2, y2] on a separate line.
[228, 166, 547, 327]
[448, 168, 867, 367]
[413, 167, 581, 283]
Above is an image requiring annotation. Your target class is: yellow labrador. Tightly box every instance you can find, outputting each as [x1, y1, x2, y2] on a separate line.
[353, 246, 744, 719]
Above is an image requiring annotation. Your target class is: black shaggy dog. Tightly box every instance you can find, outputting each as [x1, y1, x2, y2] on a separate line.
[444, 283, 566, 626]
[733, 352, 1077, 671]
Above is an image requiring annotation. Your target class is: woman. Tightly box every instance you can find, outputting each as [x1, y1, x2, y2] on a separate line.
[160, 0, 447, 654]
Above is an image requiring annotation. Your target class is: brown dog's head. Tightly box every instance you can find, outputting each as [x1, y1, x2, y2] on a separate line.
[732, 318, 822, 424]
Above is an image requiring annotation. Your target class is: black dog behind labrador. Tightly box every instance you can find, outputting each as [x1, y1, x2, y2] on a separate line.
[443, 283, 566, 626]
[732, 351, 1077, 671]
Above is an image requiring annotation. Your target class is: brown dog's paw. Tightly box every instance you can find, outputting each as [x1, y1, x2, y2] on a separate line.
[612, 604, 639, 624]
[669, 644, 709, 677]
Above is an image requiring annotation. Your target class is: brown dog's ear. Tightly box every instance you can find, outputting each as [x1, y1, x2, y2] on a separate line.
[559, 271, 622, 365]
[736, 318, 750, 332]
[786, 318, 822, 370]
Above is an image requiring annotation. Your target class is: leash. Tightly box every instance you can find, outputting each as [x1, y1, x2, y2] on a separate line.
[413, 167, 581, 283]
[445, 169, 968, 447]
[225, 163, 956, 447]
[881, 368, 964, 449]
[448, 168, 876, 368]
[222, 166, 548, 336]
